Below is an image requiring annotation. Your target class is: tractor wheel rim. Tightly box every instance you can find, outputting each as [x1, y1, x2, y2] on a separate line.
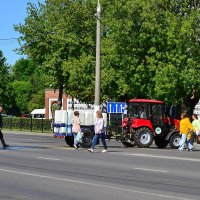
[140, 132, 150, 144]
[173, 137, 180, 147]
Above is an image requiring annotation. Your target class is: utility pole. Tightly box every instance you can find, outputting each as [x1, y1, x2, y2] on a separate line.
[94, 0, 101, 112]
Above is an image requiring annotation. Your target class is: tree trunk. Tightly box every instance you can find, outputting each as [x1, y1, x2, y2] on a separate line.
[183, 90, 199, 117]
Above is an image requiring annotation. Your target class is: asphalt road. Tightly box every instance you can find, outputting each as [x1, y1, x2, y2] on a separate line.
[0, 131, 200, 200]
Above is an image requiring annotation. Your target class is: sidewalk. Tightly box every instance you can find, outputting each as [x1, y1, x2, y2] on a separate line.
[3, 130, 53, 137]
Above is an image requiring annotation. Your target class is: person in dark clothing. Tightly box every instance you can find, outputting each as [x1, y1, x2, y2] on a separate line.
[0, 105, 9, 149]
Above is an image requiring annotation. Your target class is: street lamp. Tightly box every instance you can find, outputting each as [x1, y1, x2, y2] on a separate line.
[94, 0, 101, 112]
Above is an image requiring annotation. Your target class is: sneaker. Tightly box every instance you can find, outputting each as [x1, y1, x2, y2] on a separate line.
[74, 145, 78, 149]
[3, 144, 9, 149]
[88, 148, 94, 153]
[178, 149, 183, 151]
[102, 149, 107, 153]
[188, 148, 193, 152]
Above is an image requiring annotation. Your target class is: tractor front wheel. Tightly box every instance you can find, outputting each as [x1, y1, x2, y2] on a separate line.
[135, 127, 154, 148]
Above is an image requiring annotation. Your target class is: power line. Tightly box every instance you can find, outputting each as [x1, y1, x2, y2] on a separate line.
[0, 40, 18, 47]
[0, 38, 18, 47]
[0, 38, 18, 40]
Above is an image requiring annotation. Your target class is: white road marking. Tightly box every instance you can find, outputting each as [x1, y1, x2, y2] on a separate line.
[117, 153, 200, 162]
[37, 157, 60, 161]
[0, 168, 196, 200]
[134, 167, 168, 173]
[7, 138, 39, 142]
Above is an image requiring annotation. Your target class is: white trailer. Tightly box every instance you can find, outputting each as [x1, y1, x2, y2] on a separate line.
[53, 110, 107, 148]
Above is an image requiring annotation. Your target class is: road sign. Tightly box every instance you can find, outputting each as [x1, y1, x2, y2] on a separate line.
[107, 102, 126, 113]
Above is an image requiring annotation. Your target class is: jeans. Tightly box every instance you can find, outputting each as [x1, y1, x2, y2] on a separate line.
[91, 133, 107, 150]
[178, 134, 193, 150]
[0, 130, 3, 139]
[73, 133, 78, 146]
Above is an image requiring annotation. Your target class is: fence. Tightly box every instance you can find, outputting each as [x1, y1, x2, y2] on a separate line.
[2, 117, 52, 133]
[2, 113, 123, 135]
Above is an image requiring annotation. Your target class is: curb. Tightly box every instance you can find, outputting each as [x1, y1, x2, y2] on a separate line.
[3, 130, 53, 137]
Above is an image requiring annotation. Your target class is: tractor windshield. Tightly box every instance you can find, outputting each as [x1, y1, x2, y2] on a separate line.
[126, 102, 149, 119]
[126, 102, 164, 124]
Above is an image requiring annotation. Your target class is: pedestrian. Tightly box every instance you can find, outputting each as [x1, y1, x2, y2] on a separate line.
[178, 112, 195, 151]
[0, 105, 9, 149]
[72, 111, 81, 149]
[192, 114, 200, 136]
[88, 110, 107, 153]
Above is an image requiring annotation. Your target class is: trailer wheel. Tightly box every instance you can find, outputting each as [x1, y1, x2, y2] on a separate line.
[65, 135, 74, 147]
[169, 133, 180, 149]
[80, 129, 94, 148]
[135, 127, 153, 148]
[154, 138, 168, 148]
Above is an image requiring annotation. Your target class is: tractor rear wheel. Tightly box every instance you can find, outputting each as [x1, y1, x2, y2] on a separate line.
[169, 133, 181, 149]
[135, 127, 154, 148]
[154, 138, 168, 148]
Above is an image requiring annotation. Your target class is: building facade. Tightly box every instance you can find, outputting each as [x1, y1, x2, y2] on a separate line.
[45, 89, 68, 119]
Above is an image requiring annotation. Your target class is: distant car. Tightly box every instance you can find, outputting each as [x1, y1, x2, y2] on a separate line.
[31, 109, 45, 119]
[21, 114, 31, 118]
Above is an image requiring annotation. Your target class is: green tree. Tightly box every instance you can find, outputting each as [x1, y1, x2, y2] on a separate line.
[0, 50, 11, 111]
[11, 58, 35, 81]
[100, 0, 200, 106]
[28, 90, 45, 112]
[11, 58, 46, 114]
[11, 81, 32, 114]
[15, 0, 97, 103]
[14, 0, 200, 111]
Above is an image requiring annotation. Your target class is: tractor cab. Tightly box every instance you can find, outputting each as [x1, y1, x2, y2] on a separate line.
[121, 99, 180, 148]
[126, 100, 164, 128]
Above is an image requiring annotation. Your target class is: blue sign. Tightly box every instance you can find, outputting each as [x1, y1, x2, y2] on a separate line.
[107, 102, 126, 113]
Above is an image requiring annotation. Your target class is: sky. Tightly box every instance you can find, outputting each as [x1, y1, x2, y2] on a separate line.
[0, 0, 44, 66]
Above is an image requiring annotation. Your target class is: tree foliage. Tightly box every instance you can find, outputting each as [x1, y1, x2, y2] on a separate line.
[11, 81, 32, 114]
[10, 58, 46, 114]
[102, 0, 200, 105]
[14, 0, 200, 109]
[0, 51, 11, 111]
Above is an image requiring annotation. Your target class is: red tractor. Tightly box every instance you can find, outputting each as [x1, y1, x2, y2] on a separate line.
[121, 99, 181, 148]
